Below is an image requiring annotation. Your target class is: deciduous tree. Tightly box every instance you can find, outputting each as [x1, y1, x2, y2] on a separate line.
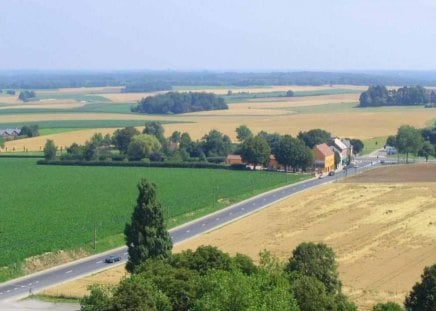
[240, 136, 271, 169]
[285, 242, 341, 295]
[112, 126, 140, 153]
[235, 125, 253, 142]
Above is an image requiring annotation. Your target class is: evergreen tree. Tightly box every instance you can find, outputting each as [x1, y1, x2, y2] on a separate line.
[125, 179, 173, 273]
[404, 264, 436, 311]
[43, 139, 57, 160]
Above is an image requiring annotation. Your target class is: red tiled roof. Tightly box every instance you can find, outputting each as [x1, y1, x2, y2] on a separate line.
[227, 154, 242, 160]
[315, 143, 334, 157]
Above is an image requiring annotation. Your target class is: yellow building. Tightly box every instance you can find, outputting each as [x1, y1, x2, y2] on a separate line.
[312, 143, 335, 173]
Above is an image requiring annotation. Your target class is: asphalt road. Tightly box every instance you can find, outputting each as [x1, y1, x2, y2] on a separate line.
[0, 159, 380, 302]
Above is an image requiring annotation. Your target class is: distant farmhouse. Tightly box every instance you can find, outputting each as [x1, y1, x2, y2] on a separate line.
[0, 128, 21, 140]
[312, 143, 335, 174]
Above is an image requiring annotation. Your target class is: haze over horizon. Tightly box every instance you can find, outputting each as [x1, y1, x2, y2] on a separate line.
[1, 0, 436, 71]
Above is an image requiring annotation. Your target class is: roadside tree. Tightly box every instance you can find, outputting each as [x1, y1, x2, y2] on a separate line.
[240, 136, 271, 169]
[125, 179, 173, 273]
[418, 141, 434, 162]
[395, 125, 424, 162]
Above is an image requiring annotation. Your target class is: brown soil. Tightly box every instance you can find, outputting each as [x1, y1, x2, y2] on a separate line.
[344, 163, 436, 183]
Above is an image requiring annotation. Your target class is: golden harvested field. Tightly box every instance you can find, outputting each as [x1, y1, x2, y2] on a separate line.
[42, 164, 436, 310]
[3, 128, 118, 151]
[99, 91, 163, 103]
[37, 86, 124, 95]
[0, 99, 83, 110]
[4, 107, 436, 151]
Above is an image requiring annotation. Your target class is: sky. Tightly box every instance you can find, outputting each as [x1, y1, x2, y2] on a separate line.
[1, 0, 436, 71]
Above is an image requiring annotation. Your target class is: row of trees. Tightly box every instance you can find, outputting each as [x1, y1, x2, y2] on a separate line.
[50, 122, 233, 162]
[46, 122, 364, 171]
[3, 71, 436, 90]
[81, 179, 436, 311]
[359, 85, 430, 107]
[132, 92, 228, 114]
[0, 89, 16, 95]
[385, 123, 436, 162]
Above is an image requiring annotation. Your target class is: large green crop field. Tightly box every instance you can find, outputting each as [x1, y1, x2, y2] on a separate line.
[0, 158, 308, 281]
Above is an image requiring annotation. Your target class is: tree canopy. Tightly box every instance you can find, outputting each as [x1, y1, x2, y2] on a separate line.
[285, 242, 341, 295]
[19, 125, 39, 138]
[404, 264, 436, 311]
[43, 139, 57, 160]
[112, 126, 140, 154]
[126, 134, 161, 161]
[133, 92, 228, 114]
[124, 179, 173, 273]
[235, 125, 253, 142]
[298, 129, 332, 149]
[274, 135, 314, 171]
[239, 136, 271, 169]
[395, 125, 424, 161]
[18, 90, 36, 102]
[359, 85, 429, 107]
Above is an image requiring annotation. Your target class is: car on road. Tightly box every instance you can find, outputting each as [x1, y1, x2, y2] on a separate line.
[105, 255, 121, 263]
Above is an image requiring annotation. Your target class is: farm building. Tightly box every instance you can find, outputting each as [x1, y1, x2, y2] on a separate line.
[0, 128, 21, 139]
[226, 154, 243, 165]
[267, 154, 282, 170]
[312, 143, 335, 173]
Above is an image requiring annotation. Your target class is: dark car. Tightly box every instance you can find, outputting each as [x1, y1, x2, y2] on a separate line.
[105, 255, 121, 263]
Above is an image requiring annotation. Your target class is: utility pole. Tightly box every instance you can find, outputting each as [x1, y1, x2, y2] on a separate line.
[93, 221, 96, 251]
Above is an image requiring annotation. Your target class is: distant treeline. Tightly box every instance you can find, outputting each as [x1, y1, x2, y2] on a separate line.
[132, 92, 228, 114]
[121, 81, 172, 93]
[359, 85, 436, 107]
[3, 70, 436, 89]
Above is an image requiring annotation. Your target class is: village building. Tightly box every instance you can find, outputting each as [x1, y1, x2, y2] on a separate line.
[267, 154, 282, 171]
[0, 128, 20, 140]
[226, 154, 243, 165]
[312, 143, 335, 173]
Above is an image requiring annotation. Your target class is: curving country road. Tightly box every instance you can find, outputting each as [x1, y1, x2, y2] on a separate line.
[0, 158, 380, 302]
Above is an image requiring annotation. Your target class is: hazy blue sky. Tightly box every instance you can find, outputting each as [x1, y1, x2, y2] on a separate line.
[1, 0, 435, 71]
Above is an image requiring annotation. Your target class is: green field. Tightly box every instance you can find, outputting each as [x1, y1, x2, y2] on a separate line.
[361, 136, 388, 155]
[0, 158, 308, 281]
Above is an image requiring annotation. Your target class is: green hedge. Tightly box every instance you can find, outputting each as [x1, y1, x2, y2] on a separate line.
[0, 154, 44, 159]
[37, 159, 234, 170]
